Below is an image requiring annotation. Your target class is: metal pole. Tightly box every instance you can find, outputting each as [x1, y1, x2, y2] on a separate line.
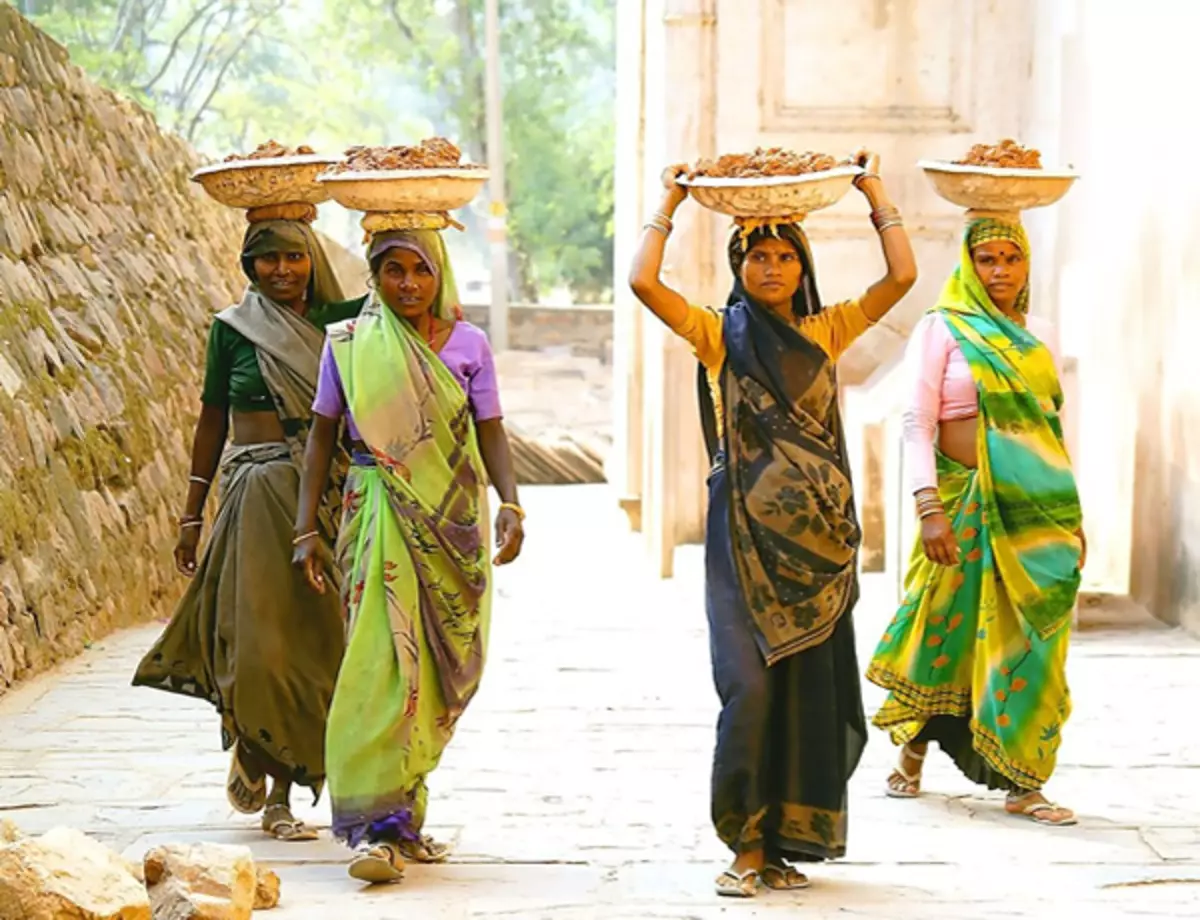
[484, 0, 509, 352]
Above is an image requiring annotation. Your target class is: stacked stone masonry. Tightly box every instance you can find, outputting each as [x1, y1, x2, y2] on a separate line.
[0, 7, 248, 693]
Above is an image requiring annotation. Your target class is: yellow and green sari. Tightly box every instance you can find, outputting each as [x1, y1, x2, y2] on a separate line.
[324, 277, 490, 847]
[866, 218, 1083, 791]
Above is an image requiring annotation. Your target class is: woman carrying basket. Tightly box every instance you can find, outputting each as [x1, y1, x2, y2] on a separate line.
[866, 210, 1084, 827]
[294, 225, 524, 884]
[629, 150, 917, 897]
[134, 212, 359, 841]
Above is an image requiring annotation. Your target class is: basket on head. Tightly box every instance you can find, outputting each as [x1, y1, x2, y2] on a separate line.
[679, 165, 863, 221]
[191, 154, 340, 212]
[918, 160, 1079, 215]
[318, 167, 490, 234]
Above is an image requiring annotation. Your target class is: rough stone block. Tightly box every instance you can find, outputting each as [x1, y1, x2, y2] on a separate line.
[0, 826, 151, 919]
[142, 842, 256, 920]
[252, 868, 280, 911]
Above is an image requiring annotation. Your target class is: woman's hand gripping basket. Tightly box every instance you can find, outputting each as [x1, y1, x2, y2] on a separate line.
[678, 148, 863, 222]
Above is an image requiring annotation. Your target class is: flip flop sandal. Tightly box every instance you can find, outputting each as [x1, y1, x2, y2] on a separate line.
[885, 744, 926, 799]
[762, 863, 811, 890]
[1006, 795, 1078, 827]
[261, 804, 320, 842]
[397, 834, 450, 863]
[226, 750, 266, 815]
[714, 868, 760, 898]
[348, 842, 405, 885]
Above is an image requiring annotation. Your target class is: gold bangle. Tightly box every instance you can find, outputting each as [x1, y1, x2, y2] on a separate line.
[499, 502, 525, 522]
[292, 530, 319, 546]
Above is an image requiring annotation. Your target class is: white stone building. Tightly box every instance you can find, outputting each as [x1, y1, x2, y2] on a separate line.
[609, 0, 1200, 635]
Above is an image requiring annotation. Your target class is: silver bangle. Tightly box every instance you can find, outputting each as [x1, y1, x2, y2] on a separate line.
[189, 476, 210, 486]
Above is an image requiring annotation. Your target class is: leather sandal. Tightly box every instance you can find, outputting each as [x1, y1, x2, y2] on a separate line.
[397, 834, 450, 863]
[1005, 792, 1077, 826]
[261, 804, 319, 841]
[226, 749, 266, 815]
[885, 744, 926, 799]
[348, 841, 405, 884]
[714, 868, 760, 898]
[762, 861, 810, 890]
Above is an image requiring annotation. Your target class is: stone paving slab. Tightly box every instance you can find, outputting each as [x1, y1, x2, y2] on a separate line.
[1, 485, 1199, 917]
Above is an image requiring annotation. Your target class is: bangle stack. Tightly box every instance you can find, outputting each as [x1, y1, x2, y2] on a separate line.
[643, 211, 674, 237]
[915, 490, 944, 520]
[178, 514, 203, 530]
[499, 502, 526, 522]
[871, 205, 904, 234]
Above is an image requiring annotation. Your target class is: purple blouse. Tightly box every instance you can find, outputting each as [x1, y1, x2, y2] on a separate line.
[312, 321, 503, 442]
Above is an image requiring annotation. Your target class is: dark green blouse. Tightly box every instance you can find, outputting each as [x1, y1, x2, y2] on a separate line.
[201, 297, 365, 412]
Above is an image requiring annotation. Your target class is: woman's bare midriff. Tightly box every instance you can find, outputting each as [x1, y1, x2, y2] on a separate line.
[937, 416, 979, 470]
[231, 410, 287, 446]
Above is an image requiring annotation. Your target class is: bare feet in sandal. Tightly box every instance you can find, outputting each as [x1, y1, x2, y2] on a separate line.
[715, 850, 764, 898]
[762, 860, 810, 890]
[715, 868, 760, 898]
[1005, 790, 1077, 826]
[262, 803, 319, 841]
[885, 743, 926, 798]
[226, 746, 266, 815]
[349, 841, 405, 885]
[397, 834, 450, 863]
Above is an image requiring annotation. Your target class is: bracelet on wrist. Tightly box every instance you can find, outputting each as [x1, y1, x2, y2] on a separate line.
[499, 502, 525, 522]
[854, 172, 881, 189]
[292, 530, 320, 546]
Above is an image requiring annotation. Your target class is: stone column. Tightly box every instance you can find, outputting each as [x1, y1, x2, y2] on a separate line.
[637, 0, 717, 576]
[609, 0, 648, 532]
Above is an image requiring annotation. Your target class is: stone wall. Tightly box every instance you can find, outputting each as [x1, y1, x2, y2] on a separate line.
[0, 7, 249, 692]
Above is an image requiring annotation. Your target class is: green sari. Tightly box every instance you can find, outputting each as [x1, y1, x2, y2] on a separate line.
[866, 218, 1083, 791]
[324, 231, 491, 846]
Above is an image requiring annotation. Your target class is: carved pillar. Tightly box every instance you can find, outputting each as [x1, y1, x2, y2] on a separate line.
[638, 0, 717, 576]
[610, 0, 648, 531]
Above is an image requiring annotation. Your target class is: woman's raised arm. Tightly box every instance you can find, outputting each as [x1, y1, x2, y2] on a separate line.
[851, 151, 918, 323]
[628, 165, 693, 329]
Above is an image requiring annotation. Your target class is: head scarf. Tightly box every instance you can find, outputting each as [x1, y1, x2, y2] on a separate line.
[366, 229, 464, 322]
[964, 216, 1031, 316]
[240, 220, 345, 309]
[726, 221, 822, 321]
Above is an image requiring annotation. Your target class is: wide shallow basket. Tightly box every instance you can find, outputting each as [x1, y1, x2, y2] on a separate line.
[191, 155, 340, 209]
[318, 169, 490, 214]
[678, 165, 863, 219]
[918, 161, 1079, 212]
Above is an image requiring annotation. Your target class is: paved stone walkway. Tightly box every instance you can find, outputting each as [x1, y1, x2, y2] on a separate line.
[2, 486, 1199, 918]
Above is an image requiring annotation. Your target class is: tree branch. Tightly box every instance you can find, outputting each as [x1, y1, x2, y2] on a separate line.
[138, 0, 223, 94]
[174, 5, 231, 124]
[185, 1, 284, 142]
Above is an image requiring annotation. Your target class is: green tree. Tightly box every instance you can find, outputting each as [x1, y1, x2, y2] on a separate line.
[321, 0, 615, 302]
[24, 0, 616, 302]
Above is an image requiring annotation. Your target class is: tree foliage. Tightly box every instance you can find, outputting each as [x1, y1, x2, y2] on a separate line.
[23, 0, 615, 302]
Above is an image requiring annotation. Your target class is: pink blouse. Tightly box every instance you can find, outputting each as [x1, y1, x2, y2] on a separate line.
[902, 312, 1061, 495]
